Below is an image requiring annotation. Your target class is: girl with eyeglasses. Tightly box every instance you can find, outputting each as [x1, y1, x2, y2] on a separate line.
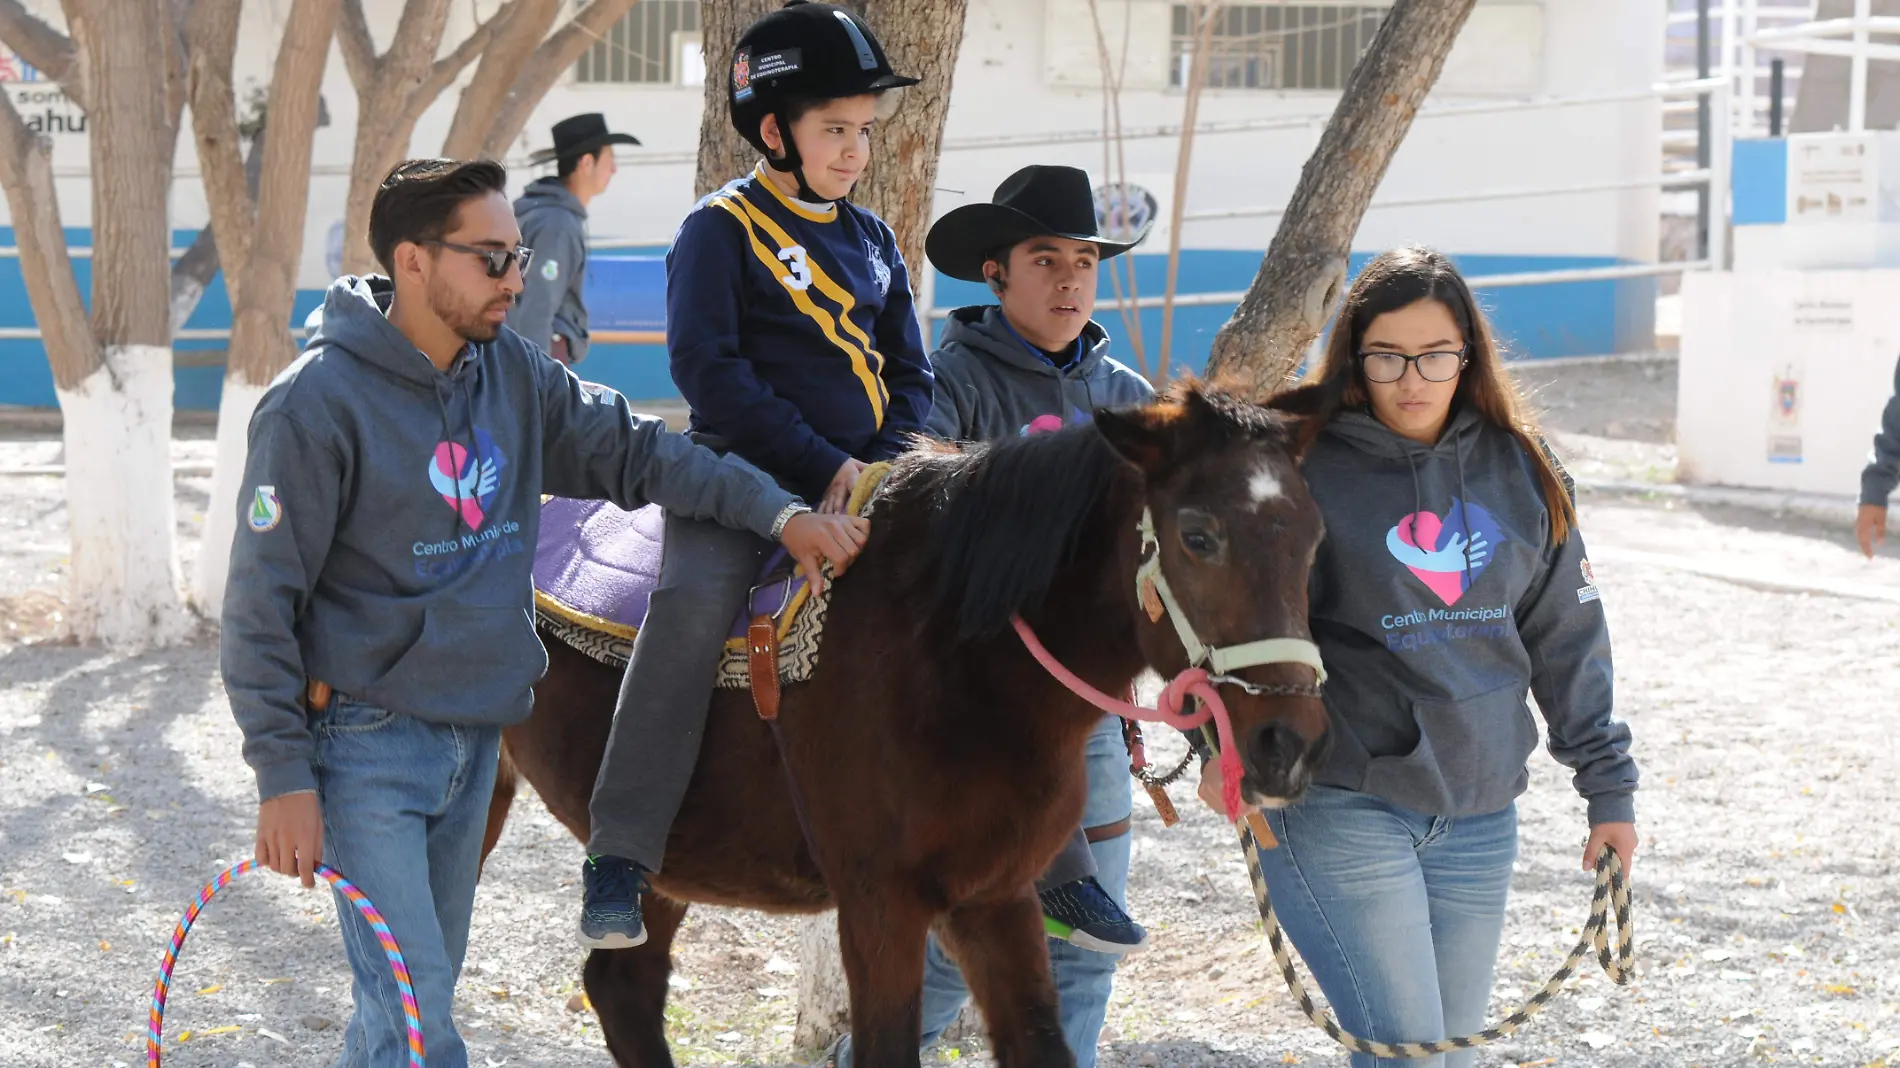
[1196, 246, 1640, 1068]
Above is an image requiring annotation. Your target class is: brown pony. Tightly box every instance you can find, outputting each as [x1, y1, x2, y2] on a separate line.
[481, 385, 1331, 1068]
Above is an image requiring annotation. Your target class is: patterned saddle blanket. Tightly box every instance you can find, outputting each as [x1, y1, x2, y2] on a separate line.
[532, 498, 827, 689]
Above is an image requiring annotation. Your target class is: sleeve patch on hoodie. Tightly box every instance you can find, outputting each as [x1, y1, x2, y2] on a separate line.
[248, 485, 282, 533]
[540, 258, 560, 281]
[1577, 557, 1601, 603]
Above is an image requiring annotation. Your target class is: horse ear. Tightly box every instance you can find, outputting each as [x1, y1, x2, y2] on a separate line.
[1093, 402, 1180, 472]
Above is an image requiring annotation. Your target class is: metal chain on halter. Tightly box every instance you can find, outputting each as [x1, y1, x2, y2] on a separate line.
[1236, 818, 1635, 1057]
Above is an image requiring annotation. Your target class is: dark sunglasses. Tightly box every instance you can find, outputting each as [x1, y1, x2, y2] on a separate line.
[425, 240, 534, 279]
[1359, 347, 1468, 384]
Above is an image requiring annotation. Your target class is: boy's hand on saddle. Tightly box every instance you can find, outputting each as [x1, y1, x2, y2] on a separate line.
[782, 512, 870, 595]
[820, 458, 869, 514]
[256, 791, 325, 888]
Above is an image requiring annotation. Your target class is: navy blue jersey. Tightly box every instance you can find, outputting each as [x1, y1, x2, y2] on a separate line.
[666, 165, 933, 500]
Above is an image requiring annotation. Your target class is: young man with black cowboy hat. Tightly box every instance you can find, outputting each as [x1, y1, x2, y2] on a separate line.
[576, 0, 934, 950]
[829, 164, 1157, 1068]
[506, 112, 640, 366]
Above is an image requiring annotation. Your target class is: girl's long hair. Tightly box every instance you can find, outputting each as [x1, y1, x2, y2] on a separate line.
[1269, 245, 1575, 544]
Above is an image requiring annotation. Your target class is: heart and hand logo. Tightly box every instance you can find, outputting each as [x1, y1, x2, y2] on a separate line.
[1384, 498, 1504, 606]
[427, 426, 507, 531]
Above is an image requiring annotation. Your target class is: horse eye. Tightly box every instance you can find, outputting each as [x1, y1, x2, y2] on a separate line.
[1181, 530, 1218, 557]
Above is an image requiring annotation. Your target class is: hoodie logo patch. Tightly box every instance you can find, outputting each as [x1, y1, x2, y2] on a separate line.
[540, 258, 559, 281]
[1019, 406, 1093, 437]
[1385, 497, 1504, 606]
[248, 485, 281, 533]
[428, 427, 507, 531]
[863, 238, 891, 298]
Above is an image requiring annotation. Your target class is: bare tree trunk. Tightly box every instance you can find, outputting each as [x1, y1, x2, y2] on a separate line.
[46, 0, 191, 645]
[193, 0, 341, 617]
[171, 120, 266, 333]
[1155, 0, 1219, 385]
[685, 0, 969, 1046]
[441, 0, 559, 159]
[1202, 0, 1477, 397]
[694, 0, 964, 277]
[0, 98, 93, 390]
[478, 0, 642, 160]
[336, 0, 521, 274]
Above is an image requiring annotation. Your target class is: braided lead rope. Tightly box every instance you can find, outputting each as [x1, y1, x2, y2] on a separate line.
[1237, 822, 1634, 1058]
[148, 859, 425, 1067]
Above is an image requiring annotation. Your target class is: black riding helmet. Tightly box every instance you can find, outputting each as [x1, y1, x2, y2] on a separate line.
[728, 0, 920, 203]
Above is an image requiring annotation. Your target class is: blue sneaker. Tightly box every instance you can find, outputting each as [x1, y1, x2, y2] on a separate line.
[1039, 875, 1149, 955]
[579, 854, 647, 949]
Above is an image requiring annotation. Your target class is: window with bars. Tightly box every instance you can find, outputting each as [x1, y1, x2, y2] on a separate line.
[575, 0, 702, 85]
[1170, 3, 1391, 91]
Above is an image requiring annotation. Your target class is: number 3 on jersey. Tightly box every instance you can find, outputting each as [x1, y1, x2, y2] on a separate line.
[777, 245, 814, 292]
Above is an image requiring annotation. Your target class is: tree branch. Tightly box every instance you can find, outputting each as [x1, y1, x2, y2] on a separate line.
[441, 0, 558, 159]
[337, 0, 375, 91]
[186, 0, 252, 306]
[0, 89, 97, 389]
[483, 0, 639, 158]
[0, 0, 86, 109]
[408, 0, 517, 122]
[1203, 0, 1477, 396]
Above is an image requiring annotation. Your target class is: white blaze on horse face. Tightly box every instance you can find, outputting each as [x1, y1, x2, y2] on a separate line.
[1247, 459, 1284, 507]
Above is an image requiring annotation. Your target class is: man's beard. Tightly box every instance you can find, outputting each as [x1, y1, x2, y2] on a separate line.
[430, 278, 507, 343]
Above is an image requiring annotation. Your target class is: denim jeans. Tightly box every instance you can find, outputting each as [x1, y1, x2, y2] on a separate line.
[1255, 784, 1517, 1068]
[313, 695, 502, 1068]
[837, 714, 1132, 1068]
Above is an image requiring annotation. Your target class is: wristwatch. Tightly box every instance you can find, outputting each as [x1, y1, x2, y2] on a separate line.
[770, 501, 812, 542]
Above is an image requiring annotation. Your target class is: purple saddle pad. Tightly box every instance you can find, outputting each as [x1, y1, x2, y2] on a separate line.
[533, 497, 802, 639]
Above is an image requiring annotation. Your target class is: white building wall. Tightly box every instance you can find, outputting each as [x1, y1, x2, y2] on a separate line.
[3, 0, 1665, 287]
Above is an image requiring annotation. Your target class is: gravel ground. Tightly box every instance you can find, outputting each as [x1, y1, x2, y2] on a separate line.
[4, 361, 1899, 1068]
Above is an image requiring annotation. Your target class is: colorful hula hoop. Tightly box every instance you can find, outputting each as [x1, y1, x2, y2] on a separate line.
[147, 858, 425, 1067]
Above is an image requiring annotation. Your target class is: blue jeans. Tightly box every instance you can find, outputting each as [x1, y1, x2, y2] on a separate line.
[313, 696, 502, 1068]
[841, 714, 1130, 1068]
[1255, 785, 1517, 1068]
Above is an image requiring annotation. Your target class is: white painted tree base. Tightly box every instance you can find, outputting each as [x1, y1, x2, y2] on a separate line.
[795, 913, 851, 1053]
[54, 347, 192, 647]
[192, 379, 267, 619]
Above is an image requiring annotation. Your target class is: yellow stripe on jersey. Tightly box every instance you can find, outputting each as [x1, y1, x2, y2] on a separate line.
[709, 195, 886, 427]
[731, 195, 891, 408]
[751, 162, 839, 223]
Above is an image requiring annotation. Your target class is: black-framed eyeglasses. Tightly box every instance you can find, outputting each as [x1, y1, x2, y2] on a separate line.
[1359, 347, 1467, 384]
[424, 240, 533, 279]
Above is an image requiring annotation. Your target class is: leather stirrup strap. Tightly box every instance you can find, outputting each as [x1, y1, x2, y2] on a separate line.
[747, 615, 781, 721]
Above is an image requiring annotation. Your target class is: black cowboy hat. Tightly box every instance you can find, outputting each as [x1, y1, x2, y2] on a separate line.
[926, 165, 1152, 283]
[528, 113, 641, 166]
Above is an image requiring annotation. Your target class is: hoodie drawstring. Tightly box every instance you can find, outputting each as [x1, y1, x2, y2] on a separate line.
[1403, 451, 1424, 549]
[1454, 444, 1474, 591]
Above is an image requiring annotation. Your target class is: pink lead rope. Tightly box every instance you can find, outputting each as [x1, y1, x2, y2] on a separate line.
[1011, 615, 1247, 823]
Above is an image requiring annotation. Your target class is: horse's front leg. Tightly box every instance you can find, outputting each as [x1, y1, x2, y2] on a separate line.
[584, 893, 690, 1068]
[835, 888, 933, 1068]
[938, 888, 1073, 1068]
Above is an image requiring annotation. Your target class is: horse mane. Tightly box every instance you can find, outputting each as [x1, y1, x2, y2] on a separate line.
[881, 423, 1130, 642]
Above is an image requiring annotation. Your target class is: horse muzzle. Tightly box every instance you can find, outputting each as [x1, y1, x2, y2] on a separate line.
[1241, 721, 1331, 808]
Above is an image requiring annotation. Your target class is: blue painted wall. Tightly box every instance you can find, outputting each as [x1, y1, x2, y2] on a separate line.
[0, 232, 1650, 410]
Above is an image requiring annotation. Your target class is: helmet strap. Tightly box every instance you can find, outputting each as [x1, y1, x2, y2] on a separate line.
[765, 108, 839, 205]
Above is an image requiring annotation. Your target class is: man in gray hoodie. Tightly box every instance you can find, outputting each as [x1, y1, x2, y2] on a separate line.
[1857, 353, 1900, 557]
[222, 157, 867, 1067]
[507, 113, 638, 366]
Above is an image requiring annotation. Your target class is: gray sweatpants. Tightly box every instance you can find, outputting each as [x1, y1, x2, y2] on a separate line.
[584, 510, 1100, 890]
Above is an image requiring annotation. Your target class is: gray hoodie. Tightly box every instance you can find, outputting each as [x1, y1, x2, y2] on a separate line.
[222, 275, 796, 801]
[1861, 353, 1900, 505]
[926, 305, 1154, 441]
[1301, 407, 1637, 825]
[508, 176, 590, 363]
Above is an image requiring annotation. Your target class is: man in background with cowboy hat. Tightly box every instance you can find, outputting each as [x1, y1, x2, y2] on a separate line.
[507, 112, 640, 366]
